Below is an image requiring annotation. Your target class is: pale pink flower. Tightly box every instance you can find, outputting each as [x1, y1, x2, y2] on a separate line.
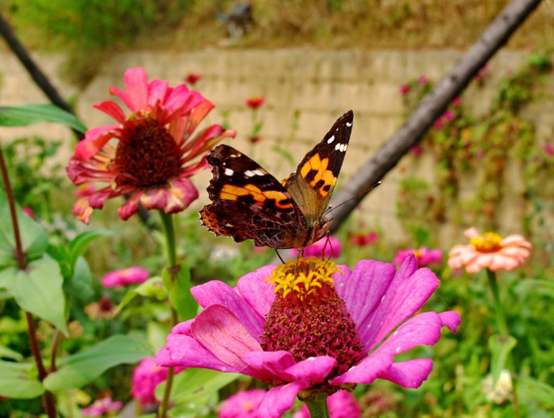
[101, 267, 150, 288]
[399, 84, 410, 95]
[81, 397, 122, 417]
[131, 357, 183, 406]
[418, 75, 428, 85]
[293, 390, 361, 418]
[448, 228, 532, 273]
[543, 144, 554, 156]
[156, 256, 460, 418]
[67, 67, 235, 224]
[219, 389, 266, 418]
[395, 248, 442, 268]
[291, 236, 341, 259]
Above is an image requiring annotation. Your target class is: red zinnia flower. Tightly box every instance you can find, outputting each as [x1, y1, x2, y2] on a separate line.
[185, 73, 202, 85]
[246, 96, 264, 109]
[67, 67, 235, 223]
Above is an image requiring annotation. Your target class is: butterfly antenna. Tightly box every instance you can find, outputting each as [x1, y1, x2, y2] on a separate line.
[324, 181, 382, 215]
[322, 232, 334, 268]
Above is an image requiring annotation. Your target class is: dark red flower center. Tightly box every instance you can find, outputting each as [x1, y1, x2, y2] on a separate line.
[261, 259, 364, 394]
[114, 117, 182, 188]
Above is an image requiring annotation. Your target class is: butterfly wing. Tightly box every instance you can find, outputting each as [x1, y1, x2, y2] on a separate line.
[200, 145, 309, 248]
[283, 110, 353, 222]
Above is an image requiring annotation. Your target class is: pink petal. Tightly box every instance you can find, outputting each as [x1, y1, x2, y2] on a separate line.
[258, 381, 311, 418]
[237, 265, 277, 318]
[117, 191, 143, 221]
[379, 359, 433, 388]
[147, 79, 169, 107]
[329, 353, 393, 386]
[109, 87, 135, 112]
[74, 126, 118, 160]
[360, 255, 437, 352]
[164, 177, 199, 212]
[283, 356, 337, 384]
[500, 234, 530, 247]
[191, 281, 264, 341]
[124, 67, 148, 111]
[93, 101, 126, 124]
[438, 311, 461, 333]
[241, 351, 296, 383]
[191, 305, 262, 372]
[373, 312, 445, 357]
[155, 333, 234, 372]
[334, 260, 396, 339]
[171, 319, 194, 335]
[464, 227, 481, 239]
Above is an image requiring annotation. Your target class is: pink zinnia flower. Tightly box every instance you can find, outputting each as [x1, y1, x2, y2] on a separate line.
[246, 96, 265, 109]
[349, 232, 379, 246]
[185, 72, 202, 85]
[394, 248, 442, 268]
[101, 267, 150, 288]
[156, 256, 460, 418]
[434, 118, 444, 130]
[250, 135, 262, 144]
[409, 145, 422, 155]
[418, 75, 428, 85]
[293, 390, 361, 418]
[451, 97, 461, 107]
[84, 296, 115, 320]
[544, 144, 554, 156]
[81, 397, 122, 417]
[399, 84, 410, 95]
[219, 389, 266, 418]
[131, 357, 183, 406]
[67, 67, 235, 224]
[22, 207, 36, 220]
[448, 228, 532, 273]
[291, 236, 341, 259]
[443, 110, 455, 121]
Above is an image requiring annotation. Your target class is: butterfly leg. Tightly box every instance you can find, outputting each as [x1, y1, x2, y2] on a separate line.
[274, 249, 286, 264]
[323, 231, 333, 267]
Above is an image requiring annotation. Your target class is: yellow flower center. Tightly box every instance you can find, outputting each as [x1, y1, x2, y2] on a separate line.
[266, 257, 341, 300]
[470, 232, 503, 253]
[243, 402, 253, 412]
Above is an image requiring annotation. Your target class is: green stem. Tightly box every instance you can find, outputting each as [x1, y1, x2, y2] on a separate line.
[305, 395, 330, 418]
[158, 212, 179, 418]
[486, 269, 508, 336]
[486, 269, 520, 418]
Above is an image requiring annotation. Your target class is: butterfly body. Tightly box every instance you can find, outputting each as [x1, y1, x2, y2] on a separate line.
[200, 110, 353, 249]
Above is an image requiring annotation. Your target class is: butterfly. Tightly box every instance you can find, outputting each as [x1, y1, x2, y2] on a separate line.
[199, 110, 353, 249]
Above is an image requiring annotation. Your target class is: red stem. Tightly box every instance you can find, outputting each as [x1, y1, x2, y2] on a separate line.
[0, 145, 57, 418]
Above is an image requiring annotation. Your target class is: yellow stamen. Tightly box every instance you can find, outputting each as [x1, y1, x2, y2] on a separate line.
[266, 257, 341, 301]
[470, 232, 503, 253]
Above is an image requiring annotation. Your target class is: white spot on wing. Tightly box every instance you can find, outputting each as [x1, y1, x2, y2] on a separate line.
[253, 169, 265, 176]
[327, 135, 335, 144]
[245, 170, 255, 177]
[224, 168, 234, 176]
[346, 121, 352, 127]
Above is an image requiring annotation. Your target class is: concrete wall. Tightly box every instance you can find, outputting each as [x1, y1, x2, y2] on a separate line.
[1, 49, 552, 241]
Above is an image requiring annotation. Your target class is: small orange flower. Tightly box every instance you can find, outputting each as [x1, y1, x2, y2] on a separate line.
[448, 228, 531, 273]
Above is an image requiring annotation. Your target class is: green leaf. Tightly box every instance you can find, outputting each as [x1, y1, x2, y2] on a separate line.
[10, 256, 69, 336]
[147, 322, 170, 353]
[488, 335, 517, 385]
[0, 190, 48, 268]
[163, 265, 197, 321]
[68, 256, 94, 302]
[115, 277, 166, 315]
[518, 377, 554, 407]
[155, 368, 240, 405]
[0, 360, 44, 399]
[0, 267, 16, 291]
[0, 103, 86, 133]
[68, 230, 112, 268]
[0, 345, 23, 361]
[43, 334, 150, 392]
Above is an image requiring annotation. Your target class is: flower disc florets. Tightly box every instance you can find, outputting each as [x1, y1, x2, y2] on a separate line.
[262, 258, 364, 388]
[470, 232, 503, 253]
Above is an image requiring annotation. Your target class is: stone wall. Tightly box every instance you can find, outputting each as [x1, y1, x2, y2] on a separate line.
[1, 49, 553, 242]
